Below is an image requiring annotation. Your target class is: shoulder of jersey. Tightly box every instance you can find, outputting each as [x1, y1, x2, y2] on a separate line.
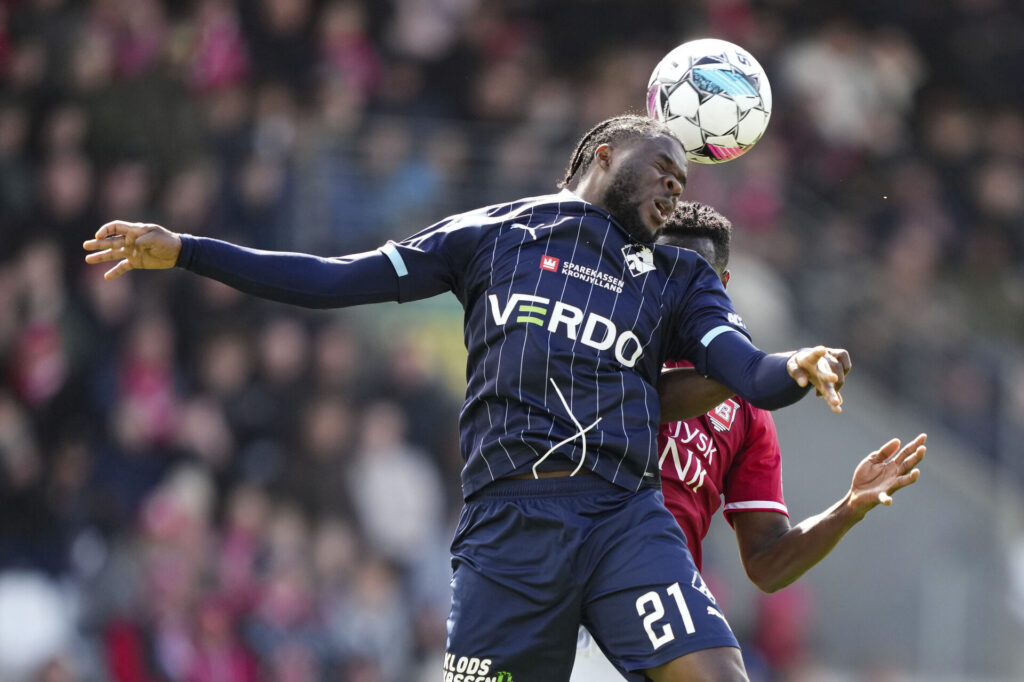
[476, 192, 594, 222]
[653, 242, 702, 263]
[651, 242, 702, 276]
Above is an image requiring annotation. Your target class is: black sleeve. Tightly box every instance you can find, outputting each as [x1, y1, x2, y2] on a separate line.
[703, 331, 811, 410]
[176, 236, 404, 309]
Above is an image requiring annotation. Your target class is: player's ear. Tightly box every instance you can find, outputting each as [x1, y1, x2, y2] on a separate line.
[594, 144, 613, 170]
[721, 270, 731, 289]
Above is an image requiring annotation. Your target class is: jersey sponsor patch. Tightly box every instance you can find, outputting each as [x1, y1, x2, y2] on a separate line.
[622, 244, 656, 276]
[540, 254, 560, 272]
[487, 293, 645, 367]
[558, 260, 624, 293]
[443, 652, 508, 681]
[708, 398, 739, 432]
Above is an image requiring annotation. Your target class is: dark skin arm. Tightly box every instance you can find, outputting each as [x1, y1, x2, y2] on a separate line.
[657, 347, 853, 423]
[657, 367, 734, 422]
[731, 434, 926, 593]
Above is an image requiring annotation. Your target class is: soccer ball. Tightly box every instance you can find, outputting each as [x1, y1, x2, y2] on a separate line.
[646, 38, 772, 164]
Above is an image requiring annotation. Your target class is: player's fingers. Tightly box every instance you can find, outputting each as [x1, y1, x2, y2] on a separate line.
[894, 435, 927, 466]
[813, 355, 840, 385]
[869, 438, 901, 463]
[787, 354, 809, 387]
[94, 220, 142, 241]
[83, 233, 127, 252]
[828, 348, 852, 375]
[104, 259, 134, 280]
[890, 468, 921, 492]
[823, 353, 847, 390]
[820, 383, 842, 414]
[877, 491, 894, 505]
[798, 346, 828, 369]
[898, 446, 926, 474]
[84, 249, 118, 264]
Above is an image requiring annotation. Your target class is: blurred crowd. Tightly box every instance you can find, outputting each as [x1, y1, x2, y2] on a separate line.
[1, 0, 1023, 680]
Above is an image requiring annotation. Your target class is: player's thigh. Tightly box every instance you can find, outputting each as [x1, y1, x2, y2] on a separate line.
[445, 497, 582, 681]
[573, 635, 747, 682]
[582, 490, 741, 677]
[644, 646, 747, 682]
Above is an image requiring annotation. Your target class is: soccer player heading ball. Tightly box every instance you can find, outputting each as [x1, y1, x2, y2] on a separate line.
[86, 114, 848, 681]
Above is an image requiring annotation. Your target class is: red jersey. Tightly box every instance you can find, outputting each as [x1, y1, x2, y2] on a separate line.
[659, 363, 788, 571]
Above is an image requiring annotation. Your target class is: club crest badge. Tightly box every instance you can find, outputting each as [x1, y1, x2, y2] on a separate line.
[622, 244, 656, 276]
[708, 398, 739, 432]
[691, 570, 718, 604]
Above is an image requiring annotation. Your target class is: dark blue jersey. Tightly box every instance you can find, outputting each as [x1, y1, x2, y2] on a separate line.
[385, 190, 748, 496]
[178, 190, 804, 498]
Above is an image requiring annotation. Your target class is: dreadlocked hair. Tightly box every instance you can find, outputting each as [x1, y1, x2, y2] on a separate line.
[657, 201, 733, 274]
[559, 114, 675, 188]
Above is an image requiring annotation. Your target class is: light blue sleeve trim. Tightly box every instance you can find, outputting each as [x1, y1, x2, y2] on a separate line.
[379, 242, 408, 277]
[700, 325, 742, 347]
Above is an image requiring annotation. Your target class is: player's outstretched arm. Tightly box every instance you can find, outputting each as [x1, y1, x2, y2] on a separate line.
[677, 346, 850, 418]
[657, 368, 734, 423]
[703, 333, 850, 413]
[732, 433, 926, 593]
[83, 220, 455, 309]
[83, 221, 183, 279]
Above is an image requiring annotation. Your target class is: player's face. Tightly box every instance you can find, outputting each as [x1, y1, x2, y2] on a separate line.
[602, 135, 687, 243]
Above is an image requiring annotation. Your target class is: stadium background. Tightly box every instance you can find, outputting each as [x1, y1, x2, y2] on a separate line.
[1, 0, 1023, 680]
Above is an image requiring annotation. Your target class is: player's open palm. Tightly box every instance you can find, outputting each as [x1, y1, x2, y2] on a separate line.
[848, 433, 926, 517]
[83, 221, 182, 280]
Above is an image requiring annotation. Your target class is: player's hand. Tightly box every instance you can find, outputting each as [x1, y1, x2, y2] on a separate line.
[786, 346, 850, 413]
[847, 434, 926, 517]
[83, 221, 182, 280]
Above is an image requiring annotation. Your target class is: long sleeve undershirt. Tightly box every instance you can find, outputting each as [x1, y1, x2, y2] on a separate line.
[176, 235, 809, 410]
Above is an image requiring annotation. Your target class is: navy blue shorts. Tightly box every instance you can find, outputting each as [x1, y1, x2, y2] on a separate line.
[444, 475, 738, 682]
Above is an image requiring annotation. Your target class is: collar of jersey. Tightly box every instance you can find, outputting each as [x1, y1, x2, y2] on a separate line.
[554, 188, 642, 244]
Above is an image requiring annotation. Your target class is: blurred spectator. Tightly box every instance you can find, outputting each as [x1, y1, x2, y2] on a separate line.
[40, 103, 88, 157]
[9, 240, 72, 410]
[378, 334, 461, 498]
[35, 152, 96, 263]
[0, 392, 62, 574]
[317, 0, 380, 97]
[223, 152, 292, 249]
[780, 19, 889, 150]
[326, 554, 413, 680]
[187, 595, 259, 682]
[0, 103, 32, 223]
[97, 159, 153, 222]
[384, 0, 478, 62]
[241, 0, 316, 98]
[184, 0, 251, 95]
[309, 318, 368, 397]
[347, 400, 445, 570]
[278, 393, 356, 519]
[157, 157, 221, 236]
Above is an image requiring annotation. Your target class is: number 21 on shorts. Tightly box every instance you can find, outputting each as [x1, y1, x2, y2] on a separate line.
[635, 582, 695, 649]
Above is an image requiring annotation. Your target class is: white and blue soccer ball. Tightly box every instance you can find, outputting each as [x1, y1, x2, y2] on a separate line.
[646, 38, 772, 164]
